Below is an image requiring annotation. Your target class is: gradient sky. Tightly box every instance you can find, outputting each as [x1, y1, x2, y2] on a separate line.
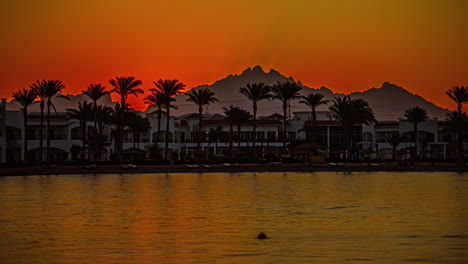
[1, 0, 466, 111]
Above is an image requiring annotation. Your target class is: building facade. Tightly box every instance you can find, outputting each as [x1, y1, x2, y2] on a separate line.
[0, 107, 458, 163]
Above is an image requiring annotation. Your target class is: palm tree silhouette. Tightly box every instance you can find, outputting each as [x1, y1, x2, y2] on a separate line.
[444, 111, 468, 166]
[95, 105, 113, 135]
[83, 83, 109, 133]
[83, 83, 108, 160]
[67, 101, 93, 154]
[271, 81, 302, 156]
[385, 133, 403, 161]
[186, 87, 219, 152]
[404, 106, 428, 159]
[223, 105, 236, 155]
[144, 89, 164, 144]
[87, 106, 112, 160]
[109, 104, 128, 154]
[153, 79, 185, 160]
[446, 86, 468, 113]
[44, 80, 68, 162]
[12, 88, 37, 162]
[29, 80, 48, 162]
[208, 126, 223, 156]
[299, 93, 329, 150]
[126, 111, 151, 149]
[233, 107, 252, 149]
[109, 76, 143, 157]
[239, 82, 271, 157]
[329, 96, 375, 160]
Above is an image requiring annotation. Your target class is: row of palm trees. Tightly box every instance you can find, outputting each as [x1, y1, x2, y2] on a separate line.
[445, 86, 468, 165]
[12, 75, 467, 163]
[12, 80, 68, 163]
[385, 86, 468, 163]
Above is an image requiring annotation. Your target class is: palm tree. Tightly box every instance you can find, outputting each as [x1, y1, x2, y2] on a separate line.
[233, 108, 252, 149]
[446, 86, 468, 113]
[385, 133, 403, 161]
[12, 88, 37, 162]
[329, 96, 376, 160]
[82, 83, 109, 132]
[444, 111, 468, 166]
[223, 105, 236, 155]
[83, 83, 108, 161]
[44, 80, 68, 162]
[109, 76, 144, 108]
[29, 80, 47, 162]
[271, 81, 302, 155]
[186, 87, 219, 151]
[67, 101, 93, 153]
[153, 79, 186, 160]
[404, 106, 428, 158]
[126, 111, 151, 149]
[95, 105, 113, 135]
[208, 126, 223, 156]
[109, 104, 128, 154]
[299, 93, 329, 148]
[109, 76, 143, 156]
[239, 83, 271, 154]
[144, 89, 165, 144]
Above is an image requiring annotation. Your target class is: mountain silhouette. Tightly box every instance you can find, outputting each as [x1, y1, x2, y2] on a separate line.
[165, 66, 448, 120]
[7, 66, 448, 120]
[349, 82, 448, 120]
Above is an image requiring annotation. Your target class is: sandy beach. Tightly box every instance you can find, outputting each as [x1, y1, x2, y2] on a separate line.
[0, 162, 466, 177]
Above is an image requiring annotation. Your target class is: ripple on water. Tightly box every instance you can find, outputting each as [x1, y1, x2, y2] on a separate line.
[0, 172, 467, 263]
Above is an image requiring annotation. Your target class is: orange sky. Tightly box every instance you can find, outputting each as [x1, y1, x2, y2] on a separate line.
[1, 0, 466, 111]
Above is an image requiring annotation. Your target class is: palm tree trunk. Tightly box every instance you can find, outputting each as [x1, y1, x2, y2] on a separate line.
[23, 109, 28, 163]
[282, 103, 288, 157]
[343, 124, 351, 161]
[82, 121, 86, 151]
[93, 103, 98, 133]
[253, 103, 257, 158]
[229, 123, 233, 156]
[414, 123, 418, 159]
[197, 106, 202, 151]
[119, 99, 125, 160]
[237, 124, 241, 149]
[165, 104, 170, 160]
[137, 132, 141, 149]
[39, 103, 44, 163]
[46, 101, 51, 163]
[458, 131, 463, 166]
[312, 107, 316, 154]
[93, 101, 97, 162]
[157, 107, 162, 144]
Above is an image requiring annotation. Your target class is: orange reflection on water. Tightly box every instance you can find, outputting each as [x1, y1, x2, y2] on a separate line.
[0, 172, 467, 263]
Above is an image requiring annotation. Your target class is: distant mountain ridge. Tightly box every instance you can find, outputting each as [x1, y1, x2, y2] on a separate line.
[7, 66, 449, 120]
[166, 66, 448, 120]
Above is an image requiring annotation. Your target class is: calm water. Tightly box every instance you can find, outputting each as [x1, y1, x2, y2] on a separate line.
[0, 172, 467, 263]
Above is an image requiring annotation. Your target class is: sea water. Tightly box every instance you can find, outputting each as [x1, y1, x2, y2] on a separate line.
[0, 172, 467, 263]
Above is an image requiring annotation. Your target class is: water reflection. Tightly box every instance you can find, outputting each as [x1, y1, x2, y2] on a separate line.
[0, 172, 467, 263]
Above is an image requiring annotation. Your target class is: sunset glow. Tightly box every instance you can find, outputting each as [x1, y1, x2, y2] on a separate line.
[1, 0, 466, 110]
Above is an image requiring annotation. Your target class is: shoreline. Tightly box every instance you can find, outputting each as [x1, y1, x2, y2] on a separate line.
[0, 163, 466, 177]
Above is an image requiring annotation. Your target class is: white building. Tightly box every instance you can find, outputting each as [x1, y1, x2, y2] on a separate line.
[0, 107, 458, 163]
